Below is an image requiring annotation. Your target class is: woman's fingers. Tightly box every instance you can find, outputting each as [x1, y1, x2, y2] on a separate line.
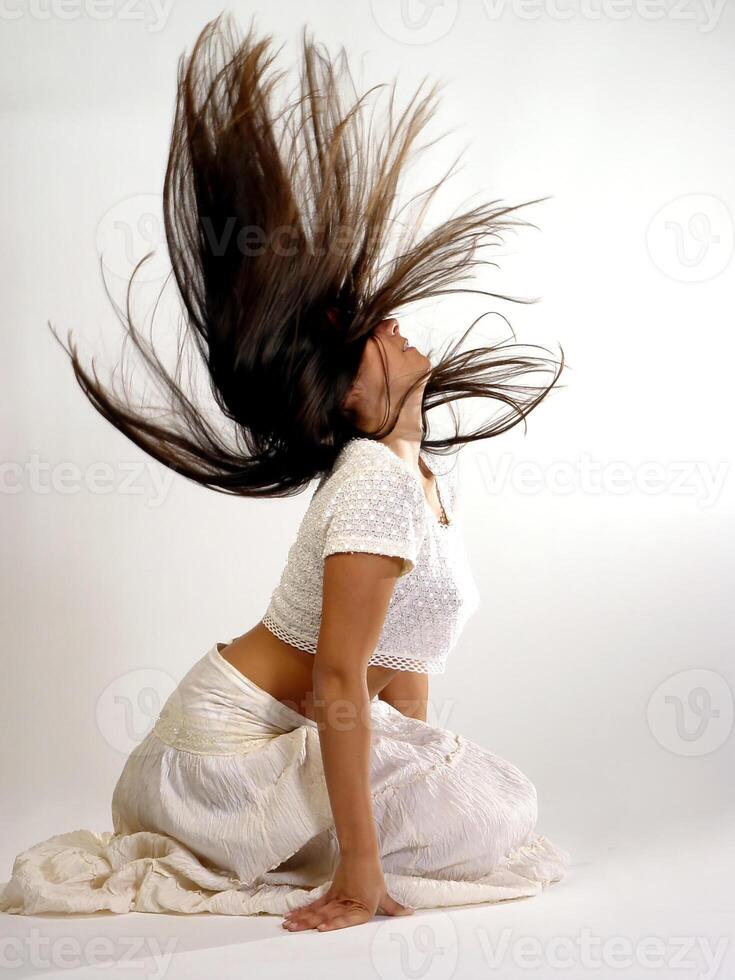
[377, 892, 415, 916]
[316, 909, 370, 931]
[283, 894, 330, 922]
[283, 910, 325, 929]
[283, 897, 369, 931]
[284, 891, 414, 931]
[283, 897, 340, 929]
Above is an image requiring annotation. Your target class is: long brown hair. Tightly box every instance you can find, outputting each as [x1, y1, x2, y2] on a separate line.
[49, 12, 565, 498]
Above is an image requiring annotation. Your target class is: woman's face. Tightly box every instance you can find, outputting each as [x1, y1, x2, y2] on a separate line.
[341, 317, 431, 432]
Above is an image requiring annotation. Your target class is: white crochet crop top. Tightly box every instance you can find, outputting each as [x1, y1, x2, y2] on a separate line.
[260, 436, 480, 674]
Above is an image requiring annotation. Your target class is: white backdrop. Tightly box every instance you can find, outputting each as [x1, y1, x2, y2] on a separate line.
[2, 0, 734, 976]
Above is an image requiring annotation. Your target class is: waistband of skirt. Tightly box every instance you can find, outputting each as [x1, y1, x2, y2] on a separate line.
[150, 643, 318, 754]
[207, 642, 317, 732]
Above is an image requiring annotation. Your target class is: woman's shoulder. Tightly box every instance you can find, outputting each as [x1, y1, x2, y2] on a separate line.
[338, 437, 414, 478]
[311, 438, 427, 520]
[312, 437, 468, 517]
[318, 439, 428, 575]
[316, 437, 410, 485]
[325, 437, 464, 493]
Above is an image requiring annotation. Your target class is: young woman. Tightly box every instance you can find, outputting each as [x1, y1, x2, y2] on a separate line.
[0, 14, 570, 931]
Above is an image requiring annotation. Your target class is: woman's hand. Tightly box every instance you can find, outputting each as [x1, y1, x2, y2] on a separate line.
[287, 551, 412, 932]
[282, 853, 414, 932]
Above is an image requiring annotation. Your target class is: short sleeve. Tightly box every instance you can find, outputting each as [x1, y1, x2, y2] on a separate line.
[322, 464, 427, 577]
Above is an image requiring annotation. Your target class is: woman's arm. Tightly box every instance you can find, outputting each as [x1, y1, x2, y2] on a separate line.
[282, 549, 414, 932]
[378, 670, 429, 722]
[313, 550, 401, 859]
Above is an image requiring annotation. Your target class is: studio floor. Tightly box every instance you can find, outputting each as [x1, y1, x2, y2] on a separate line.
[2, 822, 733, 980]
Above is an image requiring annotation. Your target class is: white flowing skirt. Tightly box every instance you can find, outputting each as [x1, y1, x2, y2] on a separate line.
[0, 643, 570, 916]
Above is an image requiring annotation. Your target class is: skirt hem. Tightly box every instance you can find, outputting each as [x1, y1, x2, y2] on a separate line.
[0, 827, 570, 917]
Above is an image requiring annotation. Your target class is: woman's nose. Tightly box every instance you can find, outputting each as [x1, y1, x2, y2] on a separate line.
[381, 317, 399, 334]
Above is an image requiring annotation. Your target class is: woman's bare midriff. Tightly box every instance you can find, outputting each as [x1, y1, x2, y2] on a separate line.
[218, 622, 398, 722]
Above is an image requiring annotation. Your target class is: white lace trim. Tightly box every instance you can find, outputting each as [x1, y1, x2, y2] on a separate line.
[261, 615, 446, 674]
[367, 650, 446, 674]
[261, 612, 317, 654]
[152, 706, 271, 756]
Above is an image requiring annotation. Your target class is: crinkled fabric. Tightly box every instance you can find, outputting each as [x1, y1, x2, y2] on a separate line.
[0, 645, 570, 916]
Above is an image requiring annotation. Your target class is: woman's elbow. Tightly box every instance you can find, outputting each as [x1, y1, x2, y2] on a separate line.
[312, 655, 365, 691]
